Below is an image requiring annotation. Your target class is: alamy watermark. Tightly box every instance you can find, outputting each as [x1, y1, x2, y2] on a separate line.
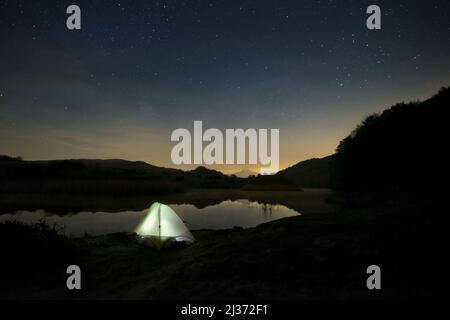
[65, 5, 381, 31]
[366, 265, 381, 290]
[171, 121, 279, 175]
[66, 265, 81, 290]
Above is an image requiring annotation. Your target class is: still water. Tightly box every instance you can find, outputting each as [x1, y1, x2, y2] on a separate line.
[0, 199, 300, 237]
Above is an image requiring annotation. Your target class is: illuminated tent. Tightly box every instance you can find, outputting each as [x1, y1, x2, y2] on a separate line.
[133, 202, 195, 249]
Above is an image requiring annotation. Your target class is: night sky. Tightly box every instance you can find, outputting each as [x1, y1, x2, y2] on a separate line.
[1, 0, 450, 173]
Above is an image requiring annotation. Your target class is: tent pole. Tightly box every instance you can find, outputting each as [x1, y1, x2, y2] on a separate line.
[158, 204, 161, 244]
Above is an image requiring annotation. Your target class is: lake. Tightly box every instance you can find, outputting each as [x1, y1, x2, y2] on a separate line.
[0, 189, 336, 237]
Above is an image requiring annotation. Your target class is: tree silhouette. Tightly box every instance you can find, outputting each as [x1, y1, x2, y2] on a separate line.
[335, 86, 450, 192]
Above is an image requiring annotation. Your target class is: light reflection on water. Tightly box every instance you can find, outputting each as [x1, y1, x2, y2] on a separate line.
[0, 199, 300, 237]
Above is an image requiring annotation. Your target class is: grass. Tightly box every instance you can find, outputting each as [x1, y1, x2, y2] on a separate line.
[0, 221, 83, 299]
[1, 195, 449, 299]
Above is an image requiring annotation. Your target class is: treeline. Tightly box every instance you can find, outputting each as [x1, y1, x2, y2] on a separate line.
[0, 158, 245, 195]
[335, 86, 449, 192]
[250, 86, 450, 193]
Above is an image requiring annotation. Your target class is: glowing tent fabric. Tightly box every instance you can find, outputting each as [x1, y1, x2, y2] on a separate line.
[134, 202, 195, 249]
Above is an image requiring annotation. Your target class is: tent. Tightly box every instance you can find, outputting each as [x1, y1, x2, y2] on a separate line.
[133, 202, 195, 249]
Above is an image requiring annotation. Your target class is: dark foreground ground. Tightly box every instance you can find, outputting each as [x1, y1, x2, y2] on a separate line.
[1, 194, 449, 299]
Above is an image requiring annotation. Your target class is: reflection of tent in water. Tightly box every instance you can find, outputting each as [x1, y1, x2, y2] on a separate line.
[133, 202, 195, 250]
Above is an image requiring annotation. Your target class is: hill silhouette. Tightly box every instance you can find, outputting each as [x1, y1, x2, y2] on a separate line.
[275, 156, 336, 188]
[244, 86, 450, 191]
[0, 157, 244, 195]
[335, 86, 450, 192]
[2, 86, 449, 193]
[233, 168, 258, 178]
[242, 156, 333, 189]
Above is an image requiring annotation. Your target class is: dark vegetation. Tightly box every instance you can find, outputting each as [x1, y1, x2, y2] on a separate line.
[335, 87, 450, 192]
[0, 221, 83, 299]
[263, 155, 336, 188]
[0, 157, 245, 195]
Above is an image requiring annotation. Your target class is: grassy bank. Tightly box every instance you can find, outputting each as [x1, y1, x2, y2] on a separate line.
[1, 195, 449, 299]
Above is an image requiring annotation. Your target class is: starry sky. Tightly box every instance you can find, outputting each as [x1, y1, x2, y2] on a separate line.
[1, 0, 450, 173]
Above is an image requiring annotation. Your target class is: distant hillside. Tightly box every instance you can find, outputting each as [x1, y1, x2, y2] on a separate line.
[267, 86, 450, 191]
[57, 159, 165, 173]
[335, 86, 450, 191]
[233, 168, 258, 178]
[244, 155, 334, 189]
[0, 157, 244, 195]
[4, 87, 447, 194]
[276, 155, 336, 188]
